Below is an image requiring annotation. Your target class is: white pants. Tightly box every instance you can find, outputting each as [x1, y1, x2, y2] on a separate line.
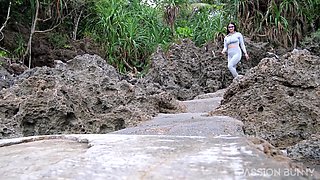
[227, 48, 242, 78]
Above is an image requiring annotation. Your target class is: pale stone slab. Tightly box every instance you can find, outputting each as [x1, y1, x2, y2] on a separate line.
[0, 134, 312, 180]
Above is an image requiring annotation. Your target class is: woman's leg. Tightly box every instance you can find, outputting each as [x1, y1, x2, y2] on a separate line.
[227, 50, 241, 78]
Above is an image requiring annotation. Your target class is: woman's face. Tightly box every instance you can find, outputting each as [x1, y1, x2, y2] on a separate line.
[228, 24, 235, 33]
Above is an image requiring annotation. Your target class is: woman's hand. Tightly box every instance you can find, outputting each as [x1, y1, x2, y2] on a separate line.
[245, 53, 249, 60]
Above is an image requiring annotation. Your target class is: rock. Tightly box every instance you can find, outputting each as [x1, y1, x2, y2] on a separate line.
[142, 38, 266, 100]
[211, 50, 320, 165]
[0, 66, 14, 89]
[9, 63, 28, 75]
[287, 134, 320, 160]
[287, 134, 320, 172]
[0, 58, 15, 89]
[0, 54, 184, 139]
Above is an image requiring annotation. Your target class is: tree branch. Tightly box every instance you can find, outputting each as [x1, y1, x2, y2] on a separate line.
[34, 22, 61, 33]
[21, 0, 86, 68]
[0, 32, 3, 42]
[72, 9, 83, 40]
[23, 0, 40, 68]
[0, 46, 11, 54]
[0, 2, 12, 41]
[34, 4, 79, 34]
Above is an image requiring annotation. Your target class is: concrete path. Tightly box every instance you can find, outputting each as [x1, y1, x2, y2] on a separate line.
[0, 90, 317, 179]
[0, 134, 308, 180]
[112, 113, 244, 137]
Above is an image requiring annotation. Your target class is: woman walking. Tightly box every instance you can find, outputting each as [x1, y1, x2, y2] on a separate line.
[221, 22, 249, 78]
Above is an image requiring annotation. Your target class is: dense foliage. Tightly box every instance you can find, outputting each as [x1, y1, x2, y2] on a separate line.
[222, 0, 320, 48]
[0, 0, 319, 73]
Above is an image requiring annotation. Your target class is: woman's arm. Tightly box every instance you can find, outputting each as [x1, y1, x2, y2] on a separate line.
[221, 37, 227, 54]
[239, 33, 249, 59]
[239, 33, 247, 54]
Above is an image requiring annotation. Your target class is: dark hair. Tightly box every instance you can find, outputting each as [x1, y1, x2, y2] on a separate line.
[226, 22, 238, 34]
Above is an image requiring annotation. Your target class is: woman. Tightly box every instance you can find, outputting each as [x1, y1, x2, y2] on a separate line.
[221, 22, 249, 78]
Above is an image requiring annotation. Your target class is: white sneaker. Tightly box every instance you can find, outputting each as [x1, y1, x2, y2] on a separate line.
[233, 75, 244, 83]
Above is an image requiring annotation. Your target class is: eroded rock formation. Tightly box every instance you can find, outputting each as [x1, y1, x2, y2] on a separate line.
[0, 55, 185, 138]
[212, 49, 320, 165]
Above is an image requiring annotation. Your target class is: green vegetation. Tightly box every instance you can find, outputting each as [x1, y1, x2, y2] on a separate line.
[302, 28, 320, 46]
[13, 34, 26, 58]
[0, 0, 319, 73]
[48, 33, 69, 49]
[81, 0, 173, 73]
[314, 29, 320, 39]
[221, 0, 320, 48]
[0, 50, 7, 58]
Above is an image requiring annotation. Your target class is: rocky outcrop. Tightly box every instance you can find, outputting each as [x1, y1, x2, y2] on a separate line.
[0, 57, 27, 89]
[0, 54, 185, 139]
[0, 37, 281, 138]
[143, 39, 268, 100]
[0, 66, 14, 89]
[211, 49, 320, 162]
[287, 133, 320, 170]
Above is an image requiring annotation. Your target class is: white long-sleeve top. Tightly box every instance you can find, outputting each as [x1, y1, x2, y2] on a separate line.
[222, 32, 247, 54]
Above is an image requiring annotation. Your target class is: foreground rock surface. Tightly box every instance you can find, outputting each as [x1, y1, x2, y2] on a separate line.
[0, 134, 316, 180]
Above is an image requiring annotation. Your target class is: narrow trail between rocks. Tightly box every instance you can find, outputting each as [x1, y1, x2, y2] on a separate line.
[0, 89, 317, 180]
